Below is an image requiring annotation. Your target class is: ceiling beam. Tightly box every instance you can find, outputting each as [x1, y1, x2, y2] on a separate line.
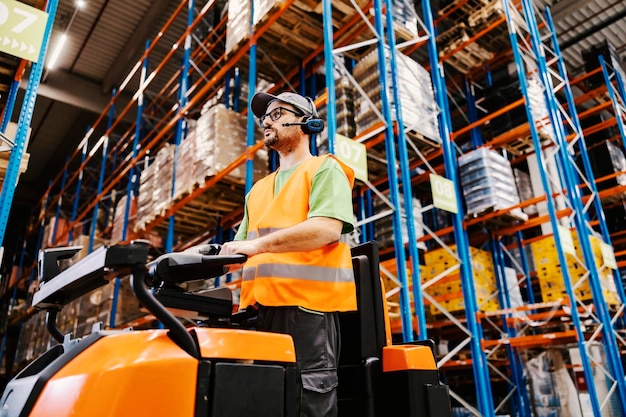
[101, 0, 171, 94]
[549, 0, 596, 21]
[559, 6, 626, 50]
[20, 69, 135, 123]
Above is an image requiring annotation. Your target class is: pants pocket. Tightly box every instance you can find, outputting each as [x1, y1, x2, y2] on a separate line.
[300, 368, 338, 394]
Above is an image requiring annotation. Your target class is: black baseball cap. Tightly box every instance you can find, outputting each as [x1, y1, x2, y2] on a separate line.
[251, 91, 318, 118]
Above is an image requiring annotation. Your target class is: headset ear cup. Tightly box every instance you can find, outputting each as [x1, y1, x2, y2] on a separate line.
[307, 119, 324, 134]
[301, 97, 324, 135]
[300, 118, 324, 135]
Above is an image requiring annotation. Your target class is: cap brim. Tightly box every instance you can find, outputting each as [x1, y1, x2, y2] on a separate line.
[251, 92, 280, 118]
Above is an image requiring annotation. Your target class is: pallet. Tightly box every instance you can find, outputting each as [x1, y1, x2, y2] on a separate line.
[393, 21, 419, 44]
[504, 134, 534, 156]
[406, 129, 441, 154]
[504, 130, 552, 156]
[599, 191, 626, 205]
[438, 0, 490, 19]
[466, 206, 528, 228]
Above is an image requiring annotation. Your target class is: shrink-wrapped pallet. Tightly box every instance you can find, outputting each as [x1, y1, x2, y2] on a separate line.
[373, 194, 426, 251]
[458, 147, 527, 220]
[353, 48, 441, 143]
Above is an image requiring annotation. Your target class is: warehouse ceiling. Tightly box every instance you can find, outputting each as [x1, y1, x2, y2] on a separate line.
[0, 0, 625, 253]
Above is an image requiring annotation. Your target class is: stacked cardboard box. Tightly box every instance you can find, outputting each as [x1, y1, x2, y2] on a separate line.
[134, 145, 174, 232]
[14, 311, 49, 366]
[173, 121, 197, 201]
[193, 103, 266, 184]
[65, 234, 106, 267]
[317, 76, 357, 153]
[41, 217, 70, 248]
[421, 245, 500, 315]
[112, 194, 137, 243]
[531, 232, 620, 305]
[225, 0, 278, 55]
[353, 48, 440, 143]
[135, 105, 266, 232]
[153, 145, 176, 216]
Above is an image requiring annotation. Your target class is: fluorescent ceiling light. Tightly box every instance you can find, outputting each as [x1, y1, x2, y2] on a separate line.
[47, 33, 67, 70]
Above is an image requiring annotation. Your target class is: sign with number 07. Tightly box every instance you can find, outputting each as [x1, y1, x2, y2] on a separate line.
[430, 174, 458, 214]
[0, 0, 48, 62]
[335, 134, 368, 182]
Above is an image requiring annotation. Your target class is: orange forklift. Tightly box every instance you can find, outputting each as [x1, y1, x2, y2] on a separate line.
[0, 240, 452, 416]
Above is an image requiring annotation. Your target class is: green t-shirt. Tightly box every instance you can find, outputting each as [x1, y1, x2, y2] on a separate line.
[234, 157, 354, 240]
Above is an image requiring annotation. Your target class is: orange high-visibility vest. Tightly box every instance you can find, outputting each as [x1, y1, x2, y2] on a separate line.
[240, 155, 357, 312]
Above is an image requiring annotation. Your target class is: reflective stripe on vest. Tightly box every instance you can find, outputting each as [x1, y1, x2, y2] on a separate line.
[256, 263, 354, 283]
[242, 266, 255, 282]
[247, 228, 281, 240]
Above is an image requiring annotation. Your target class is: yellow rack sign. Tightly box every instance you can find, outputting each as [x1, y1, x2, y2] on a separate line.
[0, 0, 48, 62]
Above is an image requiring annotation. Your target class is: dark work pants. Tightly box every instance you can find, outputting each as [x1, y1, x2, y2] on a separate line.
[256, 306, 340, 417]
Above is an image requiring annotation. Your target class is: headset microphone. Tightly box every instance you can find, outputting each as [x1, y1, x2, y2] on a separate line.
[281, 119, 325, 134]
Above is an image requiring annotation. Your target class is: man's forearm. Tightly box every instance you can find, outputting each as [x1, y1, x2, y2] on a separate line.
[221, 217, 343, 257]
[256, 217, 343, 253]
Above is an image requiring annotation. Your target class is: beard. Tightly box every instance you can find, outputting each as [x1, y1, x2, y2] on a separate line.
[264, 126, 301, 154]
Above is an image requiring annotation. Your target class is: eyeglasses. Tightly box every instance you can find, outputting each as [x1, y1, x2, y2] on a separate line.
[259, 107, 301, 127]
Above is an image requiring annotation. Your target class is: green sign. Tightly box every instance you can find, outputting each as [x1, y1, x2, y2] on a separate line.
[0, 0, 48, 62]
[430, 174, 458, 214]
[335, 134, 368, 182]
[600, 242, 617, 270]
[557, 225, 576, 256]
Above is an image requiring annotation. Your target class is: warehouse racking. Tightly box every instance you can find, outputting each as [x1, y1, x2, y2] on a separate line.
[1, 0, 626, 416]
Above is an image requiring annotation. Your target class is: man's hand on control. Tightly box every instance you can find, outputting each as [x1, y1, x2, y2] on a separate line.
[221, 240, 261, 257]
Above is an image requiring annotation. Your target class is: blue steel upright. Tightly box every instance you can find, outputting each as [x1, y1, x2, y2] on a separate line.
[367, 0, 414, 342]
[423, 0, 494, 414]
[490, 236, 531, 417]
[523, 1, 626, 414]
[382, 0, 426, 340]
[51, 157, 70, 245]
[89, 135, 109, 252]
[68, 141, 88, 243]
[501, 0, 605, 415]
[601, 56, 626, 177]
[0, 67, 22, 133]
[0, 0, 59, 246]
[465, 78, 484, 148]
[167, 0, 195, 254]
[545, 8, 626, 308]
[322, 0, 337, 155]
[245, 0, 257, 194]
[123, 41, 150, 243]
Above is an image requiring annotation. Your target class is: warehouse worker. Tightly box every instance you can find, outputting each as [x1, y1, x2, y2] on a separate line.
[220, 91, 357, 417]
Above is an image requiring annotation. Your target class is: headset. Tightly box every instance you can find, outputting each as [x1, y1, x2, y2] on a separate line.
[281, 96, 325, 135]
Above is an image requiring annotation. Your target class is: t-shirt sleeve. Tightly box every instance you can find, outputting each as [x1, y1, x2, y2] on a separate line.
[234, 193, 250, 241]
[309, 157, 355, 234]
